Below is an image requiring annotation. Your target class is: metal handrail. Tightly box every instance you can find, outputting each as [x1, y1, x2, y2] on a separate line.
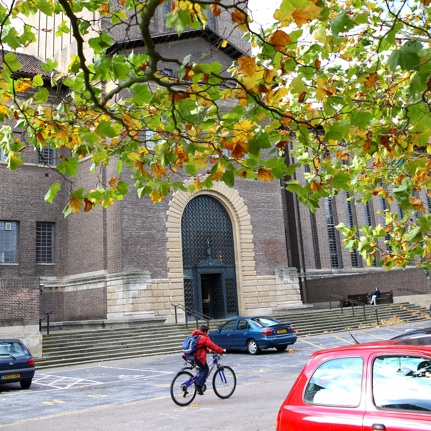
[327, 293, 380, 325]
[39, 310, 53, 334]
[327, 293, 368, 319]
[172, 303, 214, 329]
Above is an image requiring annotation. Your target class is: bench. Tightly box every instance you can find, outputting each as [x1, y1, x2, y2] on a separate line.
[340, 290, 393, 307]
[375, 290, 393, 304]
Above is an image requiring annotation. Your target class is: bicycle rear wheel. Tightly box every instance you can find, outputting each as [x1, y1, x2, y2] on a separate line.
[170, 371, 196, 406]
[212, 366, 236, 399]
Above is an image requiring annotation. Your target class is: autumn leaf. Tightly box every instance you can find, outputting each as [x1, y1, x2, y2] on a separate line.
[16, 79, 32, 92]
[36, 132, 47, 146]
[109, 176, 120, 188]
[84, 198, 93, 212]
[292, 4, 322, 26]
[231, 8, 247, 25]
[364, 73, 378, 89]
[268, 30, 291, 51]
[409, 196, 425, 211]
[232, 141, 248, 159]
[257, 168, 273, 182]
[210, 4, 221, 16]
[150, 190, 163, 203]
[152, 163, 167, 177]
[237, 56, 257, 77]
[98, 2, 110, 16]
[69, 196, 83, 214]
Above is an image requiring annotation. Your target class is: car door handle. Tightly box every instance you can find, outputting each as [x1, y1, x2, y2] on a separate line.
[372, 424, 386, 430]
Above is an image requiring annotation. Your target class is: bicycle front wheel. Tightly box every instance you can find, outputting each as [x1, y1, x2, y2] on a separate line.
[212, 366, 236, 399]
[170, 371, 196, 406]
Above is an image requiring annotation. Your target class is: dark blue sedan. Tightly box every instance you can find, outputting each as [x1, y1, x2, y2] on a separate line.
[0, 339, 35, 390]
[209, 317, 297, 355]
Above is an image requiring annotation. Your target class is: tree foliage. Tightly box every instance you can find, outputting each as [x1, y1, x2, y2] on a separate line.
[1, 0, 431, 269]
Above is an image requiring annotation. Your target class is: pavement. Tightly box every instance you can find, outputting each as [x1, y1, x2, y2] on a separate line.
[0, 319, 430, 431]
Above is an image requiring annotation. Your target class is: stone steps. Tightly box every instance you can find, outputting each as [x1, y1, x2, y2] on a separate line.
[35, 302, 430, 369]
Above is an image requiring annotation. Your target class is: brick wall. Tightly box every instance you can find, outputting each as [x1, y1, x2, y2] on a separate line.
[305, 267, 430, 303]
[0, 277, 40, 325]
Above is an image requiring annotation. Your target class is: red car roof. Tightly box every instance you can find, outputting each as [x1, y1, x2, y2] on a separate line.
[309, 339, 431, 360]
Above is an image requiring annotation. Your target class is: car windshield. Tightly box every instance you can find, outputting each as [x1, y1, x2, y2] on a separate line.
[0, 342, 26, 357]
[251, 318, 281, 327]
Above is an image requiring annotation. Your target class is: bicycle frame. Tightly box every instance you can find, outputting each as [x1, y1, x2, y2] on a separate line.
[181, 353, 225, 389]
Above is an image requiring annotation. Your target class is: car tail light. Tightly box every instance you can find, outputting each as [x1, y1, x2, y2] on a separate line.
[262, 329, 273, 335]
[291, 326, 295, 332]
[27, 357, 35, 366]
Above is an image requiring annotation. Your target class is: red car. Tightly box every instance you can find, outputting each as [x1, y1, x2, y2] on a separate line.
[276, 339, 431, 431]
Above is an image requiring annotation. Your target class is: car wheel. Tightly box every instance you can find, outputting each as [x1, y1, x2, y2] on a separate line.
[247, 339, 260, 355]
[276, 345, 288, 352]
[20, 379, 32, 389]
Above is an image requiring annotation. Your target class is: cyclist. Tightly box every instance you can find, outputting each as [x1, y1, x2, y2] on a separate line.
[187, 325, 225, 395]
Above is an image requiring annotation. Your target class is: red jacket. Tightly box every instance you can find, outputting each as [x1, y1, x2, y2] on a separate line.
[191, 329, 223, 364]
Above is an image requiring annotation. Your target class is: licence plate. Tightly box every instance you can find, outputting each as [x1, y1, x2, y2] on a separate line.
[2, 373, 20, 379]
[276, 329, 287, 334]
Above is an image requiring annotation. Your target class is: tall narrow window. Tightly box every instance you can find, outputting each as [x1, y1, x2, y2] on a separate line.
[36, 222, 54, 263]
[380, 196, 392, 252]
[0, 221, 18, 263]
[345, 192, 360, 267]
[364, 201, 378, 266]
[324, 197, 340, 268]
[38, 147, 55, 165]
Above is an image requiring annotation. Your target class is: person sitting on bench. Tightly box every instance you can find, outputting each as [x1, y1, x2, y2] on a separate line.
[370, 287, 381, 305]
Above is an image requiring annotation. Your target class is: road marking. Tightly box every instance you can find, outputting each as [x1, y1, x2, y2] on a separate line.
[42, 399, 65, 405]
[34, 375, 103, 389]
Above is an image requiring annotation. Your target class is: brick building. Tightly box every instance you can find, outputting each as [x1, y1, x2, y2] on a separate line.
[1, 2, 429, 355]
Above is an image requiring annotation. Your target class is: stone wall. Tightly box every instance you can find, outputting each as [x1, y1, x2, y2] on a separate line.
[305, 267, 430, 304]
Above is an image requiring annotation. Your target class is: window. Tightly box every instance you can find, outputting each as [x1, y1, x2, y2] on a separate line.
[0, 149, 6, 162]
[0, 221, 18, 263]
[324, 197, 340, 268]
[38, 147, 55, 165]
[345, 192, 360, 267]
[36, 222, 54, 263]
[304, 357, 363, 406]
[373, 355, 431, 412]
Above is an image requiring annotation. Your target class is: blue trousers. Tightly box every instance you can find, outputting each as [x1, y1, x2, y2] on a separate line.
[194, 358, 209, 387]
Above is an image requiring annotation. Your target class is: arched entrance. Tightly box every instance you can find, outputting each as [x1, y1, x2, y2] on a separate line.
[181, 195, 238, 319]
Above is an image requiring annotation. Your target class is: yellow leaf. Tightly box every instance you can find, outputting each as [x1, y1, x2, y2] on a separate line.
[98, 2, 110, 16]
[292, 4, 322, 26]
[221, 39, 228, 48]
[150, 190, 163, 203]
[16, 79, 32, 92]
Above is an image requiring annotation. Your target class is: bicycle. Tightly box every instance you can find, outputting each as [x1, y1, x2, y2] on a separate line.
[170, 352, 237, 406]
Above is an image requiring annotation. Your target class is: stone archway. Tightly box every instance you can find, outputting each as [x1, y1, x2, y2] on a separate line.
[165, 183, 255, 316]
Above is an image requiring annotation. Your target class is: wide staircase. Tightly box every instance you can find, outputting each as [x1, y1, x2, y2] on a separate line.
[35, 302, 430, 369]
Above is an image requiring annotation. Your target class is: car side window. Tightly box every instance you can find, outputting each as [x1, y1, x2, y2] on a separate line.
[304, 357, 363, 407]
[221, 321, 236, 332]
[373, 355, 431, 412]
[236, 320, 249, 331]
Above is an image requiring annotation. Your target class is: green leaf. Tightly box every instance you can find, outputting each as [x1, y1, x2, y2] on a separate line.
[330, 12, 355, 36]
[57, 157, 79, 176]
[33, 87, 49, 103]
[33, 0, 53, 16]
[388, 40, 422, 71]
[45, 182, 61, 203]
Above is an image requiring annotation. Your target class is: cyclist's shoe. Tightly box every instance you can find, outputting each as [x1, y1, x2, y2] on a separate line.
[195, 384, 204, 395]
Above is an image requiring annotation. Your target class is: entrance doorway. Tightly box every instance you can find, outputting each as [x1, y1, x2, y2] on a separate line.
[181, 195, 238, 320]
[200, 274, 221, 317]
